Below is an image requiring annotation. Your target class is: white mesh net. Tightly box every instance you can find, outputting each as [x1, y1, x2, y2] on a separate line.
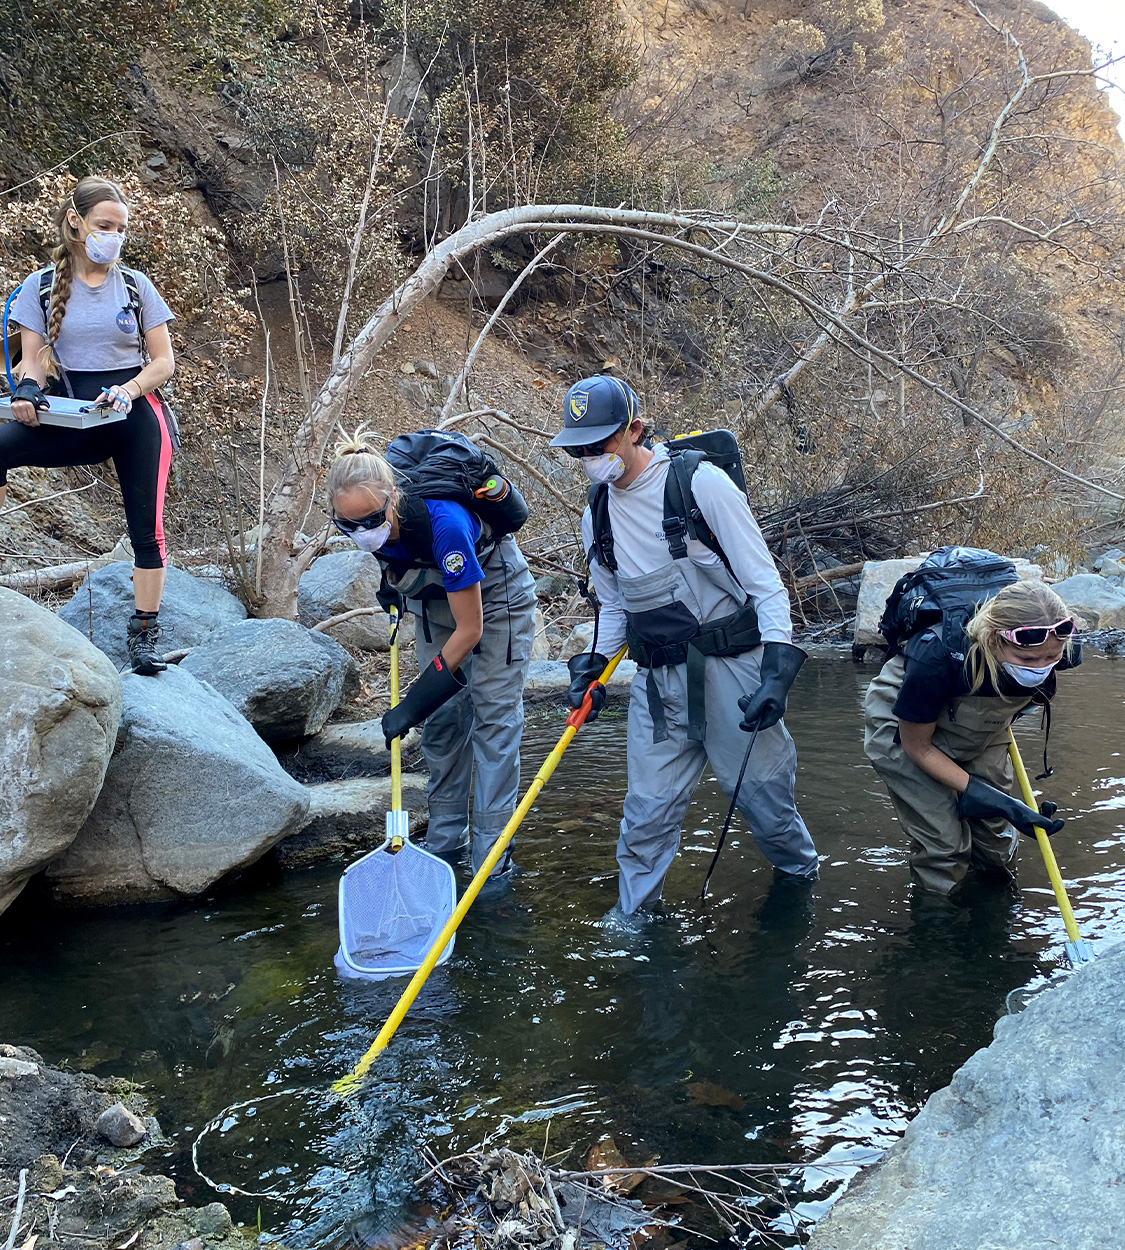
[337, 839, 457, 979]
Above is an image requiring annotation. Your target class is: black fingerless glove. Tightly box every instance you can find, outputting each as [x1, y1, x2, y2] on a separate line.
[567, 652, 608, 723]
[382, 653, 466, 748]
[12, 378, 47, 409]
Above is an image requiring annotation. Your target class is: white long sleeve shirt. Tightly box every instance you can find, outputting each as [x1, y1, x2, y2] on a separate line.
[581, 445, 793, 655]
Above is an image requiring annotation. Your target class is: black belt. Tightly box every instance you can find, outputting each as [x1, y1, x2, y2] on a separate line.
[627, 601, 761, 744]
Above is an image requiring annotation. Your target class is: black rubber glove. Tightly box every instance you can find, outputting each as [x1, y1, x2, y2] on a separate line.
[738, 642, 807, 732]
[957, 776, 1065, 838]
[382, 654, 466, 748]
[567, 652, 608, 723]
[376, 577, 406, 618]
[12, 378, 48, 409]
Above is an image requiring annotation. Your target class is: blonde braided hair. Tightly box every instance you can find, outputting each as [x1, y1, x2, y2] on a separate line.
[38, 177, 128, 379]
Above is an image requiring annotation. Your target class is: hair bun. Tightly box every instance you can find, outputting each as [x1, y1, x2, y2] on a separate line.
[333, 423, 379, 459]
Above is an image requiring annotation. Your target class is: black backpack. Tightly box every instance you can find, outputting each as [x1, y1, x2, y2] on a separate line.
[384, 429, 528, 540]
[587, 428, 747, 575]
[879, 546, 1019, 660]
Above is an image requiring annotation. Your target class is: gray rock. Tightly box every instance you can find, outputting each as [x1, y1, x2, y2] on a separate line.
[298, 550, 414, 652]
[190, 1204, 233, 1239]
[534, 573, 571, 598]
[397, 377, 430, 408]
[854, 555, 1043, 646]
[1049, 572, 1125, 630]
[414, 359, 439, 380]
[531, 608, 552, 661]
[0, 589, 123, 917]
[180, 618, 358, 741]
[558, 621, 596, 662]
[523, 659, 636, 702]
[46, 666, 310, 904]
[276, 718, 422, 784]
[96, 1102, 146, 1148]
[0, 1057, 39, 1079]
[1098, 556, 1124, 581]
[276, 774, 429, 868]
[1093, 547, 1123, 571]
[807, 944, 1125, 1250]
[59, 562, 245, 669]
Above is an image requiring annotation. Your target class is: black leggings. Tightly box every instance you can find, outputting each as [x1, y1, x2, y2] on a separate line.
[0, 367, 173, 569]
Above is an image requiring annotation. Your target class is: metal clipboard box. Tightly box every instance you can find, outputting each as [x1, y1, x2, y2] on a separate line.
[0, 395, 127, 430]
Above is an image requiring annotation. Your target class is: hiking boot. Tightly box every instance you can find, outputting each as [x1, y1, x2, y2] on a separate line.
[127, 615, 167, 676]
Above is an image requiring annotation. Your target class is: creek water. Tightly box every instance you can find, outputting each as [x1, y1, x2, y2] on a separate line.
[2, 655, 1125, 1246]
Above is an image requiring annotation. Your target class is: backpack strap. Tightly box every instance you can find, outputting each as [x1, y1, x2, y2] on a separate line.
[587, 482, 617, 573]
[120, 268, 148, 364]
[662, 450, 736, 577]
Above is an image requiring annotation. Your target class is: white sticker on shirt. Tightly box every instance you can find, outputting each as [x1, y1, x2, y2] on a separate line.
[443, 551, 466, 576]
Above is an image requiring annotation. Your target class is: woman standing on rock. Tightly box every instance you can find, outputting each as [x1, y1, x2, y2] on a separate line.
[1, 176, 176, 675]
[864, 579, 1079, 895]
[326, 428, 537, 884]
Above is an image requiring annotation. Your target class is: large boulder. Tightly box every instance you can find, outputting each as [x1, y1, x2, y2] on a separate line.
[297, 551, 414, 651]
[1048, 572, 1125, 630]
[808, 943, 1125, 1250]
[46, 666, 310, 904]
[0, 589, 123, 916]
[853, 555, 1043, 647]
[276, 774, 429, 868]
[58, 562, 246, 669]
[180, 618, 359, 741]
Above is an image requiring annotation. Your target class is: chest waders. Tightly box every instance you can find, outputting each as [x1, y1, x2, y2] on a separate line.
[864, 656, 1032, 893]
[588, 451, 761, 742]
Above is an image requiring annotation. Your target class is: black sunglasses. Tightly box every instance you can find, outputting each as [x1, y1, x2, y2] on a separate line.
[332, 501, 389, 534]
[561, 424, 629, 460]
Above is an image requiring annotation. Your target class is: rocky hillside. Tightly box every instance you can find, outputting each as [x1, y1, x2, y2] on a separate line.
[1, 0, 1122, 592]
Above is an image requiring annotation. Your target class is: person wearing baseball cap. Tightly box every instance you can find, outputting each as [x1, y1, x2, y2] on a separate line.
[552, 375, 819, 922]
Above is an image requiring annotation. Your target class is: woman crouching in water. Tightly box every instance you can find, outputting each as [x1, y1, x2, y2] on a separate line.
[325, 429, 536, 881]
[864, 580, 1079, 895]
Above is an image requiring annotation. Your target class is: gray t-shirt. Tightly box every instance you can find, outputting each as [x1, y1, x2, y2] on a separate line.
[12, 265, 174, 372]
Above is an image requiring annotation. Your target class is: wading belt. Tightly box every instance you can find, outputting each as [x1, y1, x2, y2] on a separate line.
[627, 599, 761, 743]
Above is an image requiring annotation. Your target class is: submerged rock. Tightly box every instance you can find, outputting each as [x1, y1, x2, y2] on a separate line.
[0, 589, 123, 918]
[808, 943, 1125, 1250]
[181, 617, 358, 741]
[47, 666, 310, 903]
[59, 562, 246, 668]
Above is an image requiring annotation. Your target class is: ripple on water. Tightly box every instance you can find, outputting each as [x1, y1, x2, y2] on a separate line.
[1, 659, 1124, 1245]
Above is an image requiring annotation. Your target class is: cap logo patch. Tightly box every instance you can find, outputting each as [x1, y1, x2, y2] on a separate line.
[569, 390, 589, 421]
[443, 551, 466, 575]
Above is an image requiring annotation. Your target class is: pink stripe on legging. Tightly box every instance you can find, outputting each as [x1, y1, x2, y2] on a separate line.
[147, 393, 173, 566]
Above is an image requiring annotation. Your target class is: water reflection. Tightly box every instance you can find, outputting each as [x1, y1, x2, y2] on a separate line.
[0, 655, 1122, 1245]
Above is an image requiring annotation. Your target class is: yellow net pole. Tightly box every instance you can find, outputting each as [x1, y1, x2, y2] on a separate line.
[389, 608, 402, 818]
[334, 646, 629, 1096]
[1007, 730, 1081, 944]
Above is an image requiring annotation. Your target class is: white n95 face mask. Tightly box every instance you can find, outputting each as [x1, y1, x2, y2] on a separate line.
[84, 230, 125, 265]
[352, 521, 392, 552]
[582, 453, 625, 484]
[1002, 660, 1058, 687]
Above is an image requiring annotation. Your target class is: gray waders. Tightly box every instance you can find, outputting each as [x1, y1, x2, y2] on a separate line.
[863, 655, 1031, 894]
[614, 558, 818, 914]
[407, 536, 536, 874]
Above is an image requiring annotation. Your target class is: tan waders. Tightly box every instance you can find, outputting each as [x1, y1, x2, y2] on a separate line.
[864, 656, 1031, 894]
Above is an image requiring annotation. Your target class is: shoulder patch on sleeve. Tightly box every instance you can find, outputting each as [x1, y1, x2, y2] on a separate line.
[443, 550, 466, 576]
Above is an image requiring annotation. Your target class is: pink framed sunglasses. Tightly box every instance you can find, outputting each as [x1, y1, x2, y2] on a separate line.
[999, 617, 1076, 648]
